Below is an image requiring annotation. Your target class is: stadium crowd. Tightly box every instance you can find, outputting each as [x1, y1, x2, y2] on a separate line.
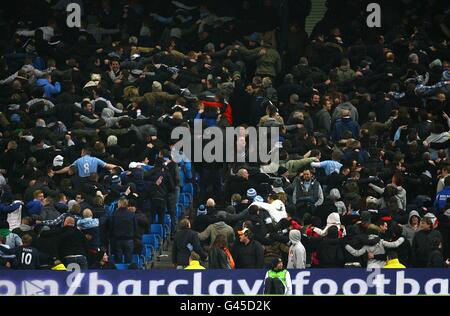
[0, 0, 449, 271]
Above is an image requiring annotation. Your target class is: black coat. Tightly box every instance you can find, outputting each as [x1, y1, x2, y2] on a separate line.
[317, 238, 345, 268]
[109, 207, 137, 240]
[411, 229, 442, 267]
[224, 176, 250, 201]
[231, 240, 264, 269]
[58, 226, 88, 258]
[172, 228, 207, 266]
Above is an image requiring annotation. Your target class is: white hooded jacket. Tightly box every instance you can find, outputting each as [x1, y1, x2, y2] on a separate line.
[313, 212, 347, 237]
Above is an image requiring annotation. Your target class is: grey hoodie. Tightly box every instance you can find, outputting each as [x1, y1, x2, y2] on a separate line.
[287, 229, 306, 269]
[402, 211, 421, 245]
[198, 221, 235, 248]
[101, 108, 125, 128]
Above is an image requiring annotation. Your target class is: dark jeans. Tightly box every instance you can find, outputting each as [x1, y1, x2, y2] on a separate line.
[167, 186, 180, 233]
[113, 239, 134, 264]
[62, 255, 88, 270]
[150, 199, 166, 225]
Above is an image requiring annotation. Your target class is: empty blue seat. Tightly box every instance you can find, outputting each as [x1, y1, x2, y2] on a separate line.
[150, 224, 164, 237]
[179, 193, 192, 209]
[142, 234, 159, 252]
[182, 183, 194, 196]
[176, 203, 184, 219]
[132, 254, 144, 269]
[115, 264, 129, 270]
[142, 245, 153, 261]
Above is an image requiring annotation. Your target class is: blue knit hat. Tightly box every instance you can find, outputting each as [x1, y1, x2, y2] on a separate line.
[10, 113, 21, 123]
[247, 188, 257, 199]
[254, 195, 264, 203]
[443, 70, 450, 81]
[197, 205, 207, 216]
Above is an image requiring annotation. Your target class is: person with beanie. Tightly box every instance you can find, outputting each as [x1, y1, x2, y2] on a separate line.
[192, 202, 217, 232]
[246, 188, 257, 202]
[264, 257, 292, 294]
[0, 221, 22, 249]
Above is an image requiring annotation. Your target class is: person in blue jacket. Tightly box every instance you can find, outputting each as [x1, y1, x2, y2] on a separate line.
[434, 176, 450, 214]
[35, 73, 61, 98]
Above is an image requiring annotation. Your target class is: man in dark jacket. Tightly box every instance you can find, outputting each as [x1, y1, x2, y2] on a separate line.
[109, 198, 136, 263]
[411, 217, 443, 267]
[231, 227, 264, 268]
[58, 216, 88, 269]
[317, 226, 345, 268]
[172, 218, 207, 268]
[224, 169, 250, 201]
[332, 109, 360, 141]
[40, 197, 61, 221]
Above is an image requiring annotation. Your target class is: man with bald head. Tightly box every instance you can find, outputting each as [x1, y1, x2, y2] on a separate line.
[331, 108, 360, 142]
[58, 216, 88, 269]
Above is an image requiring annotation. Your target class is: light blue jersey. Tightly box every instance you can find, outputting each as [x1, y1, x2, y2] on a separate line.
[312, 160, 343, 176]
[72, 155, 107, 177]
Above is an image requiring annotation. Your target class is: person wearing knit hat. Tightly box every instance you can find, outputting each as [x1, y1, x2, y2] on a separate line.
[0, 221, 22, 249]
[254, 195, 264, 203]
[111, 175, 121, 184]
[272, 178, 284, 194]
[197, 204, 207, 216]
[442, 70, 450, 81]
[424, 212, 438, 229]
[263, 257, 292, 294]
[247, 188, 257, 200]
[10, 113, 21, 123]
[53, 155, 64, 167]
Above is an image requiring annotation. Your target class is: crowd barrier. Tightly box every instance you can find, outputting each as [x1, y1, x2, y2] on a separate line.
[0, 269, 448, 295]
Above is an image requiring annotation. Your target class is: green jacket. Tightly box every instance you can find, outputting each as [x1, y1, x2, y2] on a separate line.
[285, 157, 317, 177]
[239, 46, 281, 78]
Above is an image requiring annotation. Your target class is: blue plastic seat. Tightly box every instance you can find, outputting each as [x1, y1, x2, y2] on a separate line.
[115, 264, 129, 270]
[132, 254, 144, 269]
[142, 234, 159, 252]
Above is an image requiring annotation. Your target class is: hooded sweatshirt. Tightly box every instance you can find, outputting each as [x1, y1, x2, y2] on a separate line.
[287, 230, 306, 269]
[313, 213, 346, 237]
[198, 221, 235, 248]
[402, 211, 421, 245]
[101, 108, 124, 128]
